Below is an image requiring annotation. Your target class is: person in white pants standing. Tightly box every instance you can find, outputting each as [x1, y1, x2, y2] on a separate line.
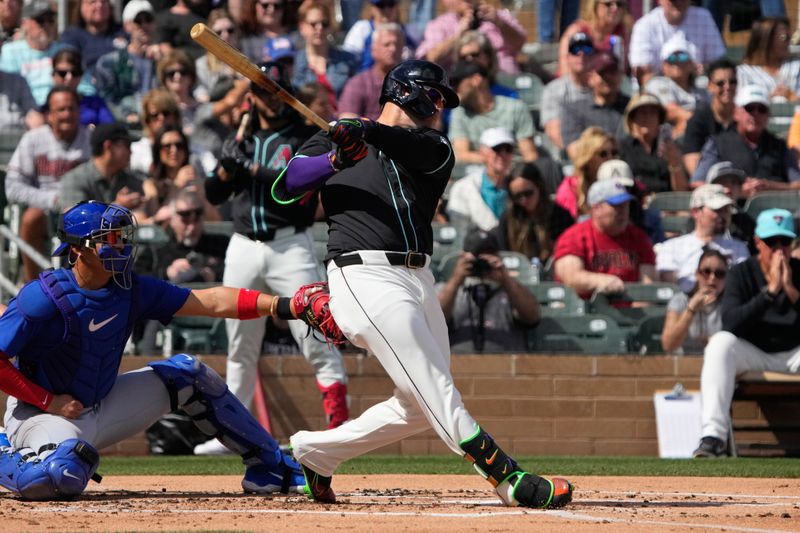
[694, 208, 800, 457]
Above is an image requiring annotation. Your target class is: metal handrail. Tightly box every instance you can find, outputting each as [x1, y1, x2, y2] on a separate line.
[0, 224, 53, 301]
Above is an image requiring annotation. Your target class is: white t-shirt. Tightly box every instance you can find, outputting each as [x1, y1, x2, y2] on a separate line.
[655, 232, 750, 293]
[645, 76, 708, 112]
[737, 61, 800, 100]
[629, 7, 725, 73]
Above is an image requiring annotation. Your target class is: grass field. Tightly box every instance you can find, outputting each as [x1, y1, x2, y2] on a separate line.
[101, 455, 800, 478]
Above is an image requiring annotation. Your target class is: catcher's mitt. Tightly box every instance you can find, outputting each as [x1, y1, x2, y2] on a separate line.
[292, 282, 346, 346]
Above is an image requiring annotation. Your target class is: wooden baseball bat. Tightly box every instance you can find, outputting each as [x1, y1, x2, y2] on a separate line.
[190, 23, 330, 132]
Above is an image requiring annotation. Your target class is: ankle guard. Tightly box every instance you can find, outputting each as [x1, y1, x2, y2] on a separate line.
[459, 427, 518, 487]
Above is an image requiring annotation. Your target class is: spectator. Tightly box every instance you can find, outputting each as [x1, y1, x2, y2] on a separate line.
[0, 0, 59, 106]
[239, 0, 292, 63]
[51, 48, 114, 126]
[656, 184, 749, 293]
[130, 88, 182, 176]
[438, 231, 540, 353]
[644, 34, 708, 136]
[339, 22, 404, 121]
[0, 71, 41, 130]
[156, 50, 203, 135]
[57, 122, 144, 212]
[701, 0, 787, 33]
[692, 84, 800, 193]
[554, 178, 656, 299]
[153, 0, 204, 61]
[541, 31, 593, 150]
[490, 162, 573, 264]
[555, 126, 617, 219]
[449, 61, 537, 164]
[416, 0, 526, 74]
[538, 0, 579, 43]
[447, 127, 515, 232]
[617, 92, 689, 193]
[682, 58, 737, 175]
[661, 247, 728, 354]
[629, 0, 724, 85]
[94, 0, 160, 123]
[737, 17, 800, 103]
[693, 209, 800, 458]
[292, 0, 358, 102]
[59, 0, 126, 78]
[558, 0, 631, 75]
[560, 51, 630, 158]
[0, 0, 21, 50]
[703, 161, 755, 245]
[453, 31, 518, 99]
[343, 0, 416, 71]
[194, 8, 239, 102]
[5, 86, 90, 281]
[296, 81, 335, 123]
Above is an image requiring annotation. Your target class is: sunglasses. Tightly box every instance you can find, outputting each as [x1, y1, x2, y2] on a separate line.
[666, 51, 691, 64]
[373, 0, 397, 8]
[55, 68, 81, 78]
[34, 14, 56, 25]
[599, 0, 627, 7]
[762, 236, 793, 248]
[165, 68, 188, 80]
[214, 25, 236, 35]
[176, 207, 204, 221]
[257, 1, 283, 9]
[161, 141, 187, 151]
[712, 78, 737, 88]
[568, 43, 594, 56]
[744, 103, 769, 115]
[134, 12, 155, 24]
[697, 267, 727, 279]
[422, 85, 445, 106]
[511, 189, 537, 202]
[148, 110, 175, 121]
[492, 144, 514, 154]
[306, 20, 330, 28]
[460, 51, 481, 61]
[598, 149, 619, 158]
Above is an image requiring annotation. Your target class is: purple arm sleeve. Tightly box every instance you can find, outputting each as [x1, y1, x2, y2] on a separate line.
[285, 152, 336, 195]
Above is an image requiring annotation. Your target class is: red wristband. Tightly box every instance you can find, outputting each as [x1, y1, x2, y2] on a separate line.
[237, 288, 261, 320]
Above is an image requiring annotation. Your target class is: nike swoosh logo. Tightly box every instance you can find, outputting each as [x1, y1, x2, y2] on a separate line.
[485, 450, 498, 465]
[62, 469, 80, 481]
[88, 314, 118, 332]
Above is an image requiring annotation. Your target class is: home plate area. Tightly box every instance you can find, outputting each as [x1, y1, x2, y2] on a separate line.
[3, 475, 799, 532]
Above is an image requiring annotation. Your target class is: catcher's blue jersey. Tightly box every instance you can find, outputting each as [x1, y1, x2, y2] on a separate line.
[0, 269, 190, 405]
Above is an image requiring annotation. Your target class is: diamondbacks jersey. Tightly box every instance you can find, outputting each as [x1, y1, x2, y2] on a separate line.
[296, 126, 454, 260]
[205, 122, 319, 237]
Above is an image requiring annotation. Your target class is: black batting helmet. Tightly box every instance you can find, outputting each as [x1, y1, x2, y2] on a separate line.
[255, 61, 294, 95]
[379, 60, 459, 119]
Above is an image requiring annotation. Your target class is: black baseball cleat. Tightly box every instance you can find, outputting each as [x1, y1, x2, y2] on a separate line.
[300, 463, 336, 503]
[510, 473, 574, 509]
[693, 436, 727, 458]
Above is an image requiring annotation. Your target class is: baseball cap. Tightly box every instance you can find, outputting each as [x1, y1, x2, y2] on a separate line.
[568, 31, 593, 50]
[705, 161, 745, 185]
[690, 184, 736, 210]
[596, 159, 634, 186]
[588, 179, 635, 207]
[755, 208, 797, 239]
[450, 60, 487, 86]
[91, 122, 134, 153]
[589, 51, 619, 72]
[479, 127, 515, 149]
[463, 230, 499, 255]
[659, 34, 696, 62]
[22, 0, 54, 19]
[265, 36, 296, 62]
[122, 0, 154, 23]
[623, 92, 665, 133]
[735, 84, 770, 108]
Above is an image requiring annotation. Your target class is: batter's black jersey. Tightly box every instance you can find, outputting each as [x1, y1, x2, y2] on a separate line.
[297, 125, 454, 260]
[206, 120, 319, 236]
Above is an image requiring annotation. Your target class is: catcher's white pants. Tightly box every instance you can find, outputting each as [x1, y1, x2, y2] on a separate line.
[223, 232, 346, 410]
[700, 331, 800, 441]
[290, 254, 478, 477]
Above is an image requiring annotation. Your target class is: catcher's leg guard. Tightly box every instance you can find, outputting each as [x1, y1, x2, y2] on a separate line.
[149, 354, 304, 494]
[460, 427, 573, 509]
[317, 381, 349, 429]
[0, 439, 100, 501]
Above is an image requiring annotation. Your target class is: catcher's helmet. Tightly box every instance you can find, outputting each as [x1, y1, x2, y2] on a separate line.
[53, 201, 138, 289]
[379, 60, 459, 119]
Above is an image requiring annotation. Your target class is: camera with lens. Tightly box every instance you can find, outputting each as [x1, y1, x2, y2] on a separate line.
[470, 257, 492, 277]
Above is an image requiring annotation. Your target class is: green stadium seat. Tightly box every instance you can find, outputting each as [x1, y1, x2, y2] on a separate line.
[589, 282, 677, 329]
[528, 314, 627, 354]
[743, 192, 800, 220]
[136, 224, 170, 246]
[495, 72, 545, 111]
[628, 315, 666, 355]
[660, 214, 694, 235]
[524, 281, 585, 316]
[648, 191, 692, 213]
[203, 220, 235, 238]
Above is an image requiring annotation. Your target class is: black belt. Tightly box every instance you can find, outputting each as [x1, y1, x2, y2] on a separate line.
[332, 251, 428, 269]
[245, 226, 304, 242]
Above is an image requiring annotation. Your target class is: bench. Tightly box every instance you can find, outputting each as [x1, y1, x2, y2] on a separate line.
[729, 371, 800, 457]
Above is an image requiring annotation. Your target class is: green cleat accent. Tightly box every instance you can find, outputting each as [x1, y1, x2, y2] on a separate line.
[299, 463, 336, 504]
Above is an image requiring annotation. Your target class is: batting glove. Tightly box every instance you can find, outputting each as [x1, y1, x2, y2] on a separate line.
[220, 137, 254, 175]
[328, 140, 368, 171]
[328, 118, 376, 146]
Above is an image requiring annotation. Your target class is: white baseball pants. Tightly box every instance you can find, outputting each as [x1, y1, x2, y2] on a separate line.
[700, 331, 800, 441]
[290, 253, 478, 477]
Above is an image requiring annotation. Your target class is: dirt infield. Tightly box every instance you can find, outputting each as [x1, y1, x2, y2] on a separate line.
[3, 474, 799, 532]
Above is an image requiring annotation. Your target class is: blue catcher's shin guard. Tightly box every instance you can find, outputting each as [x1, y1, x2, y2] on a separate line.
[0, 439, 100, 501]
[149, 354, 304, 494]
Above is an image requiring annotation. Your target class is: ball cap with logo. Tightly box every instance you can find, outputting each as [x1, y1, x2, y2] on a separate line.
[690, 184, 736, 211]
[587, 178, 635, 207]
[755, 208, 797, 240]
[596, 159, 634, 186]
[705, 161, 745, 185]
[479, 127, 515, 149]
[735, 84, 770, 109]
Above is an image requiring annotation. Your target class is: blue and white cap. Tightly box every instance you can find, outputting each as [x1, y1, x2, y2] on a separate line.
[587, 179, 635, 207]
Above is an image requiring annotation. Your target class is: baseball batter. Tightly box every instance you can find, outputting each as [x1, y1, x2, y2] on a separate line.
[0, 201, 322, 500]
[275, 60, 574, 508]
[203, 61, 348, 449]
